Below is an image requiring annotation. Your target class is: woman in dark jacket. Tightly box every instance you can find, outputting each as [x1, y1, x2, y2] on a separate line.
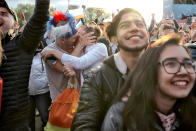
[102, 34, 196, 131]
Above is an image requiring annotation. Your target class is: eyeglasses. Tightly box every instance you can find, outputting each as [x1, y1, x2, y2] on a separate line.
[159, 58, 195, 74]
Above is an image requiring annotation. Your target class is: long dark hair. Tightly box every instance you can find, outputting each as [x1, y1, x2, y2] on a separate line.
[116, 34, 196, 130]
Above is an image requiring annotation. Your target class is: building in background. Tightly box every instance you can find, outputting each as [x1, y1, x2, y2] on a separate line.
[163, 0, 196, 20]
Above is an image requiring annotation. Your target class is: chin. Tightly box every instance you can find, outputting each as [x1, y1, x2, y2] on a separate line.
[119, 43, 147, 52]
[173, 92, 191, 99]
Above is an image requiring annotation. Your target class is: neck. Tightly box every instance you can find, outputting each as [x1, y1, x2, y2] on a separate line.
[119, 49, 144, 70]
[155, 91, 176, 115]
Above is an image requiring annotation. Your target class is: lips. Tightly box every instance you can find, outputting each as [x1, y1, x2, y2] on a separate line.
[173, 81, 187, 86]
[172, 80, 189, 88]
[126, 35, 142, 40]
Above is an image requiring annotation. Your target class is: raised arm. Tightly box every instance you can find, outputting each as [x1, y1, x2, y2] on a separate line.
[19, 0, 50, 54]
[61, 43, 108, 70]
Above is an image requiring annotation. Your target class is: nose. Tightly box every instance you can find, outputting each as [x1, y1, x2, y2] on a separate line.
[128, 23, 139, 33]
[177, 65, 188, 75]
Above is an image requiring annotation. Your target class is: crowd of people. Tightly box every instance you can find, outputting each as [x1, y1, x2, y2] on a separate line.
[0, 0, 196, 131]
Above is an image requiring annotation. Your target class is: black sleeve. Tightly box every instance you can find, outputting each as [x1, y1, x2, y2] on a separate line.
[71, 71, 104, 131]
[18, 0, 50, 54]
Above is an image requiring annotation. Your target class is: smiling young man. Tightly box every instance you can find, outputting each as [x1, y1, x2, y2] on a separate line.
[72, 8, 149, 131]
[0, 0, 50, 130]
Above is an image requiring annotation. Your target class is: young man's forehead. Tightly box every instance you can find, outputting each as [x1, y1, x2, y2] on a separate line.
[119, 12, 145, 24]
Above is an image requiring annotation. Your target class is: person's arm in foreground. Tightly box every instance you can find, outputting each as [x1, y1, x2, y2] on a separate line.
[18, 0, 50, 54]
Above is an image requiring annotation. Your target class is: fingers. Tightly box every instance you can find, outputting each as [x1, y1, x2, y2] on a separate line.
[41, 50, 55, 61]
[78, 32, 97, 46]
[84, 32, 94, 37]
[41, 52, 50, 61]
[64, 71, 75, 77]
[41, 51, 47, 61]
[64, 71, 76, 77]
[87, 39, 96, 45]
[88, 35, 96, 40]
[63, 65, 76, 77]
[86, 36, 96, 46]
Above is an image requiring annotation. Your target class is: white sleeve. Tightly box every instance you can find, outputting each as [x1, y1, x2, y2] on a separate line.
[61, 43, 108, 70]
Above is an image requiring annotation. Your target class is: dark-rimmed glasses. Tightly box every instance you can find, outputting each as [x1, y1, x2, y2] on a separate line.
[158, 58, 195, 74]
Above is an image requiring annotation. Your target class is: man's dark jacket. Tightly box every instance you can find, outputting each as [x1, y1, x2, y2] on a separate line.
[0, 0, 49, 127]
[72, 55, 127, 131]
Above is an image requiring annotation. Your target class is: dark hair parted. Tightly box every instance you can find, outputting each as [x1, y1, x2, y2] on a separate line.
[109, 8, 146, 36]
[116, 34, 196, 130]
[105, 22, 114, 41]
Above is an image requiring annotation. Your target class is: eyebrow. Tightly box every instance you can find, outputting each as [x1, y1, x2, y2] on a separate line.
[163, 57, 191, 61]
[119, 19, 144, 25]
[119, 21, 130, 25]
[0, 11, 8, 14]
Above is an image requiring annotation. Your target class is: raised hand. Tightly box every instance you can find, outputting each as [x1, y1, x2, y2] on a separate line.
[77, 28, 97, 47]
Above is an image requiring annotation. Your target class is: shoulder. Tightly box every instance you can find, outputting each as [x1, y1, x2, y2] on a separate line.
[84, 56, 120, 89]
[101, 102, 125, 131]
[107, 102, 125, 117]
[42, 43, 56, 52]
[85, 56, 116, 78]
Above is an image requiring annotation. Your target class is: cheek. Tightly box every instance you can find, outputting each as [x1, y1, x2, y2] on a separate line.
[117, 27, 126, 36]
[141, 29, 148, 39]
[158, 68, 171, 85]
[5, 18, 14, 28]
[191, 74, 196, 83]
[116, 32, 122, 41]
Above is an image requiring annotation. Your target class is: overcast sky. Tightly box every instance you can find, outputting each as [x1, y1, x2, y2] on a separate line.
[6, 0, 163, 25]
[7, 0, 82, 10]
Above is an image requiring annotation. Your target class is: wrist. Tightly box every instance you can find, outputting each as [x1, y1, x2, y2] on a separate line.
[53, 51, 63, 60]
[76, 43, 85, 50]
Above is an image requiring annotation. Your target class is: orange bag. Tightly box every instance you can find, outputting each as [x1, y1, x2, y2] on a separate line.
[48, 78, 80, 128]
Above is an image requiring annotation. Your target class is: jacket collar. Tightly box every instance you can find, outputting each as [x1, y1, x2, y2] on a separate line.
[114, 52, 127, 75]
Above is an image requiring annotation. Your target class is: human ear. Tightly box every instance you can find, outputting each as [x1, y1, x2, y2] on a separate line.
[14, 22, 20, 30]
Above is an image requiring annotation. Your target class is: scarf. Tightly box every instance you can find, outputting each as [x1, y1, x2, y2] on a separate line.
[156, 111, 176, 131]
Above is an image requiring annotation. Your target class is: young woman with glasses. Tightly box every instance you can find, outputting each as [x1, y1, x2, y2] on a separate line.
[101, 34, 196, 131]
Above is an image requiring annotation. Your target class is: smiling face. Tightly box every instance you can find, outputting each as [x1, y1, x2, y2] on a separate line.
[0, 7, 15, 35]
[116, 12, 148, 52]
[157, 45, 195, 99]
